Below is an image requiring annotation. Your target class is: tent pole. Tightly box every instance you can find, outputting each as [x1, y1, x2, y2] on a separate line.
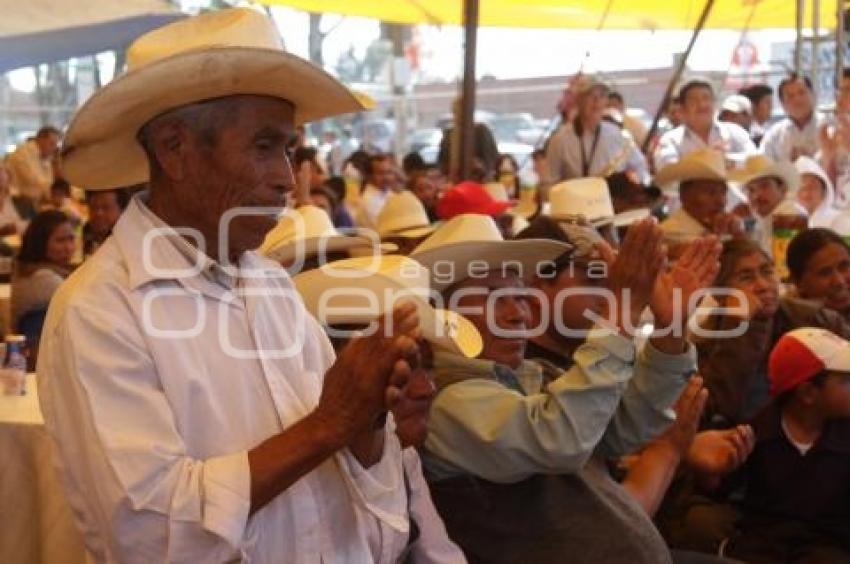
[458, 0, 480, 182]
[642, 0, 716, 154]
[796, 0, 805, 73]
[838, 0, 846, 92]
[813, 0, 820, 99]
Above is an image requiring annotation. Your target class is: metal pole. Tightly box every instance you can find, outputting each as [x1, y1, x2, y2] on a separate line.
[458, 0, 479, 182]
[795, 0, 805, 74]
[838, 0, 846, 91]
[642, 0, 716, 154]
[813, 0, 820, 100]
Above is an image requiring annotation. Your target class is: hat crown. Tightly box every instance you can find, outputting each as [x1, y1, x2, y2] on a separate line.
[127, 8, 283, 71]
[655, 149, 727, 186]
[412, 213, 503, 255]
[260, 205, 338, 253]
[549, 177, 614, 221]
[377, 192, 431, 237]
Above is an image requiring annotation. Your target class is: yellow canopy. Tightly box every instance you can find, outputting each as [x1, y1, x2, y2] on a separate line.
[258, 0, 836, 30]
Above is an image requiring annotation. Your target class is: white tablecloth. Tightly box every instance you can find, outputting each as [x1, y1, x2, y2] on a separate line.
[0, 374, 87, 563]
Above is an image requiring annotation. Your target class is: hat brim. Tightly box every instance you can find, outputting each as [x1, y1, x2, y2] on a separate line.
[293, 270, 483, 358]
[264, 236, 391, 264]
[729, 162, 801, 192]
[613, 208, 651, 227]
[383, 224, 439, 239]
[62, 46, 372, 189]
[412, 239, 570, 292]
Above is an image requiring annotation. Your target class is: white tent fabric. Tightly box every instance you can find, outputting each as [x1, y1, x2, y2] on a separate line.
[0, 0, 184, 72]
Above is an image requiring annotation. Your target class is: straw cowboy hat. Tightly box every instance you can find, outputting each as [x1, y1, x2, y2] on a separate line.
[654, 149, 728, 187]
[376, 191, 438, 239]
[61, 8, 373, 189]
[293, 255, 483, 358]
[259, 205, 394, 264]
[547, 177, 648, 227]
[730, 154, 801, 192]
[410, 213, 570, 291]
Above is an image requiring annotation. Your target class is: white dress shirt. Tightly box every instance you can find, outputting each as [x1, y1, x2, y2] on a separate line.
[546, 121, 649, 184]
[760, 112, 826, 163]
[37, 196, 414, 563]
[654, 121, 756, 170]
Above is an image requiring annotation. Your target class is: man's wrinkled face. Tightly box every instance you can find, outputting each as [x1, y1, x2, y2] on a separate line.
[182, 96, 295, 259]
[450, 270, 530, 370]
[726, 252, 780, 319]
[780, 79, 814, 123]
[680, 180, 727, 228]
[536, 260, 607, 333]
[745, 176, 786, 217]
[796, 242, 850, 314]
[682, 86, 715, 131]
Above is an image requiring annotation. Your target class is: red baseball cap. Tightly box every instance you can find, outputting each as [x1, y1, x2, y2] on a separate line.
[768, 327, 850, 396]
[437, 181, 511, 220]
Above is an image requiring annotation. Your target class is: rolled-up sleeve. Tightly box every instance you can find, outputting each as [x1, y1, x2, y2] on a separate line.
[38, 299, 250, 562]
[425, 332, 636, 483]
[598, 341, 695, 457]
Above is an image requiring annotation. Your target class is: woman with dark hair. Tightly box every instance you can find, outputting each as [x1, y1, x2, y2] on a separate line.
[11, 210, 75, 351]
[787, 228, 850, 321]
[495, 153, 521, 198]
[695, 238, 850, 426]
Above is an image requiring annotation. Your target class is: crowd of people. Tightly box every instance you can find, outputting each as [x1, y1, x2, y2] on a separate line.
[7, 7, 850, 564]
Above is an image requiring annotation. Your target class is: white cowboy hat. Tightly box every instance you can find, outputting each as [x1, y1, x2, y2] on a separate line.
[259, 205, 394, 264]
[655, 149, 728, 188]
[61, 8, 373, 190]
[547, 177, 645, 227]
[410, 213, 570, 292]
[376, 191, 438, 239]
[293, 255, 483, 358]
[729, 154, 800, 193]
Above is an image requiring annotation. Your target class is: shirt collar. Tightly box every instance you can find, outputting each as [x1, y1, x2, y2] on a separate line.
[754, 403, 850, 454]
[113, 194, 238, 291]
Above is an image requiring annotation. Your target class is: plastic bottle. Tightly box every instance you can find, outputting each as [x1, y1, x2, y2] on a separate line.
[3, 334, 27, 395]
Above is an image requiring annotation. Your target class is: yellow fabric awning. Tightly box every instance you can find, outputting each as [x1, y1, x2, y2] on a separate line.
[257, 0, 836, 30]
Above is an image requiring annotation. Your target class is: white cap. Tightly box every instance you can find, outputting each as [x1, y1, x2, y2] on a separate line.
[720, 94, 753, 115]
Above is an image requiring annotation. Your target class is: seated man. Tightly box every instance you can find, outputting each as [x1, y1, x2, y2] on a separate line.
[787, 228, 850, 323]
[656, 149, 747, 250]
[413, 213, 711, 562]
[294, 255, 474, 563]
[376, 191, 438, 256]
[719, 328, 850, 563]
[40, 9, 429, 562]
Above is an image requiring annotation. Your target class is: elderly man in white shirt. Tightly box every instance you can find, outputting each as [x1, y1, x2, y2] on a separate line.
[38, 9, 436, 563]
[546, 76, 649, 184]
[760, 74, 824, 163]
[654, 79, 756, 170]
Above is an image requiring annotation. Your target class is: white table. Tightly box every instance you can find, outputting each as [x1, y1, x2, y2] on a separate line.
[0, 374, 87, 563]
